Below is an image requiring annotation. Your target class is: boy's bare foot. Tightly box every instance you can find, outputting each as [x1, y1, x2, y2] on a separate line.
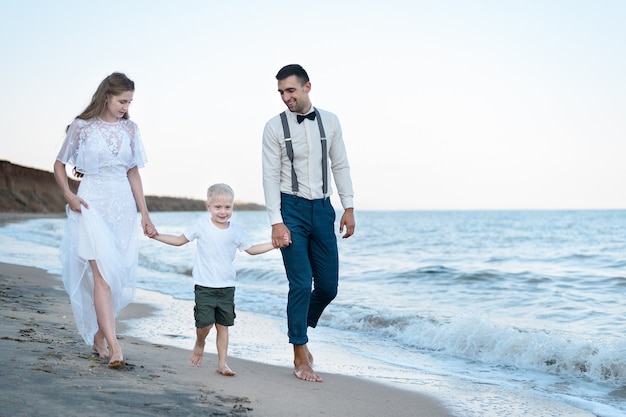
[217, 364, 236, 376]
[190, 340, 205, 366]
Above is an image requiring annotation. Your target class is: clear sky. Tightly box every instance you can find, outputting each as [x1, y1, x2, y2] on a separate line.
[1, 0, 624, 211]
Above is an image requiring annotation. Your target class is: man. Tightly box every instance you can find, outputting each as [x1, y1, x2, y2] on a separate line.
[262, 64, 355, 382]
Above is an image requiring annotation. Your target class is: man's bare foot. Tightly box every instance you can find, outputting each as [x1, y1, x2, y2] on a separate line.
[303, 344, 314, 365]
[217, 364, 236, 376]
[93, 332, 109, 359]
[293, 344, 322, 382]
[293, 363, 323, 382]
[190, 340, 205, 366]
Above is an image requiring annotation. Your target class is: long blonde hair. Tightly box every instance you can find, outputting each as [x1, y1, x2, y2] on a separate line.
[77, 72, 135, 120]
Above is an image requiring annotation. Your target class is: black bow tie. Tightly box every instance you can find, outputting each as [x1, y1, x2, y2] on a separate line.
[297, 112, 316, 124]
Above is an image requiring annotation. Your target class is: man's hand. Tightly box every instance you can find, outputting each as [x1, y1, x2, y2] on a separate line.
[272, 223, 291, 248]
[339, 208, 355, 238]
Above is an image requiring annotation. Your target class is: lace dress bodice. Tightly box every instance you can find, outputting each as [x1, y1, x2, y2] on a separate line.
[56, 117, 147, 176]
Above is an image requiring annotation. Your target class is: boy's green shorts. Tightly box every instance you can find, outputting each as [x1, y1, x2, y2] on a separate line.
[193, 285, 236, 328]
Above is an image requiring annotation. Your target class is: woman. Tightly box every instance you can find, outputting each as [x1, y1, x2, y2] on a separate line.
[54, 72, 155, 368]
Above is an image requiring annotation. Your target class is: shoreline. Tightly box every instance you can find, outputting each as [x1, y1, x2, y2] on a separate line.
[0, 261, 453, 417]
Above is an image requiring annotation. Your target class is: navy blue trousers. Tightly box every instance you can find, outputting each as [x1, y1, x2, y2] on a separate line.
[280, 193, 339, 345]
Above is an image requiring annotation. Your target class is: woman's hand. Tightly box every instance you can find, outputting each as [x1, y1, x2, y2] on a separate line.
[66, 193, 88, 212]
[142, 216, 157, 238]
[144, 223, 158, 238]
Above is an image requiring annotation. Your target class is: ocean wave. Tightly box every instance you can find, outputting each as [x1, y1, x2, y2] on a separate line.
[321, 306, 626, 386]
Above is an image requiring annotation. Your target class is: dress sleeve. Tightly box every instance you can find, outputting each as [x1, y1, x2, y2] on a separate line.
[126, 120, 148, 169]
[55, 119, 84, 165]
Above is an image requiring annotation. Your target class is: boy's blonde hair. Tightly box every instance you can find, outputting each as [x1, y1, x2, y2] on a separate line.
[207, 183, 234, 203]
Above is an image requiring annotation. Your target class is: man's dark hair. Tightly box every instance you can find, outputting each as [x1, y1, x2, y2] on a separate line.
[276, 64, 309, 84]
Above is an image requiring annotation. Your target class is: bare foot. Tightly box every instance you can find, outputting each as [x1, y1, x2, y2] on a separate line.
[217, 364, 236, 376]
[93, 331, 109, 359]
[293, 363, 323, 382]
[303, 344, 314, 365]
[93, 342, 109, 359]
[293, 344, 322, 382]
[108, 349, 125, 368]
[190, 340, 205, 366]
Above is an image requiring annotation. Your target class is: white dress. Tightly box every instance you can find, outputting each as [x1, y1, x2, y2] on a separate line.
[56, 117, 147, 345]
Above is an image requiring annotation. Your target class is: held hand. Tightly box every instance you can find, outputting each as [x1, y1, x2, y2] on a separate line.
[272, 233, 291, 248]
[144, 224, 158, 238]
[142, 216, 157, 238]
[272, 223, 291, 248]
[339, 209, 355, 239]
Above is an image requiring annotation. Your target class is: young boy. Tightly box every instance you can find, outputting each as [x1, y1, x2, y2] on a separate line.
[150, 183, 281, 376]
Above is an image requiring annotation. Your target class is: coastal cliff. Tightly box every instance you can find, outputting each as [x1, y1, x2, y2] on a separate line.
[0, 160, 264, 213]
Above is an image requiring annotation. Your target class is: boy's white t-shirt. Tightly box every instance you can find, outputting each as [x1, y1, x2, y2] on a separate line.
[184, 214, 252, 288]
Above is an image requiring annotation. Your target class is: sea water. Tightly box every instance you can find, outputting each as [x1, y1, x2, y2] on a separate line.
[1, 210, 624, 417]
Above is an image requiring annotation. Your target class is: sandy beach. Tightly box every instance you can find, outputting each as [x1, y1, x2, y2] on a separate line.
[0, 261, 454, 417]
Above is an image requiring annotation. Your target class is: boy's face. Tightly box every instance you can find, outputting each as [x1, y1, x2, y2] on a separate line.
[206, 197, 234, 227]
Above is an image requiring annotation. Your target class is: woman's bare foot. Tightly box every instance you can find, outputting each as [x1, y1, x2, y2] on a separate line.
[108, 348, 125, 368]
[217, 364, 236, 376]
[93, 331, 109, 359]
[190, 340, 205, 366]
